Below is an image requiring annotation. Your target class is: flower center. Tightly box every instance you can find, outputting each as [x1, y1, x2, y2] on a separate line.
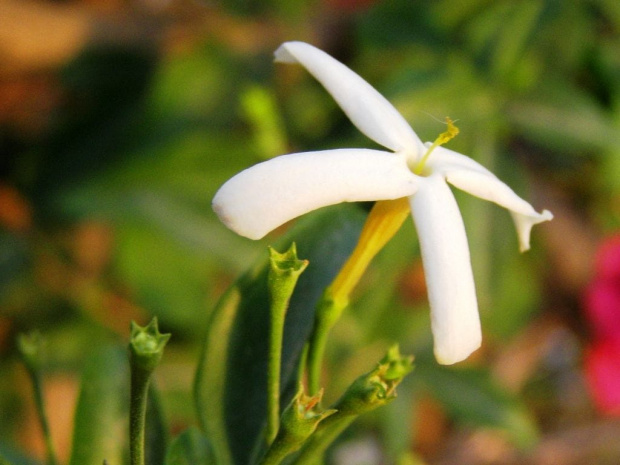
[413, 117, 459, 175]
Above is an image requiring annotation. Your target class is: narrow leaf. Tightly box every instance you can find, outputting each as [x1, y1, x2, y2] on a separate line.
[507, 84, 618, 154]
[69, 345, 129, 465]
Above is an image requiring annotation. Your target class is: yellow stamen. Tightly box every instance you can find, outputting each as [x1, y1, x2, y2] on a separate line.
[328, 197, 411, 307]
[414, 117, 459, 175]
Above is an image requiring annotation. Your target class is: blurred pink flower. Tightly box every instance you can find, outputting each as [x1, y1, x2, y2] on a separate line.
[585, 339, 620, 415]
[594, 235, 620, 278]
[583, 235, 620, 415]
[584, 280, 620, 342]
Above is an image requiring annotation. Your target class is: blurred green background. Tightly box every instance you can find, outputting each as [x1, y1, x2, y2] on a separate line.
[1, 0, 619, 463]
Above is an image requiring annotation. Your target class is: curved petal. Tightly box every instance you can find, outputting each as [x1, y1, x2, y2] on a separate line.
[432, 147, 553, 252]
[426, 144, 495, 176]
[410, 175, 481, 364]
[508, 209, 553, 252]
[213, 149, 418, 240]
[275, 41, 423, 156]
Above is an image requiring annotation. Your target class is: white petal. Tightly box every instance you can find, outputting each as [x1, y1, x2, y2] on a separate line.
[410, 175, 481, 365]
[432, 146, 553, 252]
[509, 209, 553, 252]
[213, 149, 418, 240]
[426, 144, 494, 176]
[275, 41, 423, 156]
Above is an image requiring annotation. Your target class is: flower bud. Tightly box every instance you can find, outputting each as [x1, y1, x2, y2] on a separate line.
[333, 344, 414, 416]
[129, 318, 170, 374]
[268, 242, 309, 303]
[260, 385, 336, 464]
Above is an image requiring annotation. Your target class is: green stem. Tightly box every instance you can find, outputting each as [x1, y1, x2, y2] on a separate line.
[292, 415, 356, 465]
[258, 438, 291, 465]
[266, 244, 309, 446]
[306, 320, 328, 396]
[266, 294, 287, 445]
[304, 199, 410, 396]
[130, 367, 150, 465]
[306, 297, 346, 395]
[259, 386, 334, 465]
[128, 318, 170, 465]
[17, 333, 58, 465]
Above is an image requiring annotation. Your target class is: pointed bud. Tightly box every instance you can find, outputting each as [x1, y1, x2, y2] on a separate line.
[129, 318, 170, 465]
[129, 318, 170, 373]
[260, 385, 336, 464]
[334, 344, 414, 416]
[268, 242, 309, 302]
[17, 331, 44, 372]
[17, 331, 59, 465]
[293, 346, 414, 464]
[279, 385, 337, 443]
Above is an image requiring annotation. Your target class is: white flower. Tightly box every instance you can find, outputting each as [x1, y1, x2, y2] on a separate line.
[213, 41, 552, 365]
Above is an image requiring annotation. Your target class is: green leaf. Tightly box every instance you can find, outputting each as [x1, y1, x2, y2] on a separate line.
[194, 204, 366, 465]
[507, 82, 617, 154]
[69, 345, 129, 465]
[488, 0, 544, 81]
[416, 363, 538, 449]
[165, 427, 215, 465]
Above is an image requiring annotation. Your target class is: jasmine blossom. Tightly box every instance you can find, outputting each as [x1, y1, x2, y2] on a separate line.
[213, 41, 552, 364]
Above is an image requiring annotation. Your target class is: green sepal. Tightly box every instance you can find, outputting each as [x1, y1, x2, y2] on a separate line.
[16, 331, 44, 373]
[333, 344, 414, 417]
[129, 318, 171, 373]
[268, 243, 309, 277]
[259, 386, 336, 465]
[278, 385, 336, 447]
[267, 243, 309, 312]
